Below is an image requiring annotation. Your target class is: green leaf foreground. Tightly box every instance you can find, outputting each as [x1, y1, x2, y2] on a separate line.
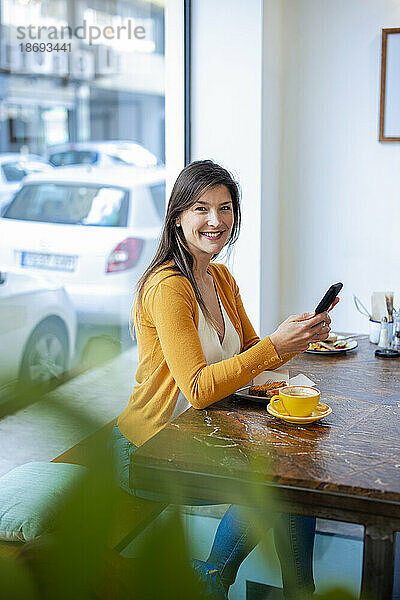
[0, 369, 359, 600]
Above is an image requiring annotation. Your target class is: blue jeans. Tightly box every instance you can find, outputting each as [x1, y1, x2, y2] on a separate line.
[110, 423, 316, 599]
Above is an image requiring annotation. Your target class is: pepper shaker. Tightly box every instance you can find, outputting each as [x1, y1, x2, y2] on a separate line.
[392, 310, 400, 351]
[378, 316, 390, 349]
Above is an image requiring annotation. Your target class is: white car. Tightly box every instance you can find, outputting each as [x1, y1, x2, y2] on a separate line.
[47, 141, 160, 169]
[0, 166, 165, 329]
[0, 153, 53, 214]
[0, 268, 76, 395]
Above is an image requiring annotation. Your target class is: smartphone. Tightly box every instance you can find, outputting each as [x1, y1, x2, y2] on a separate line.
[315, 283, 343, 314]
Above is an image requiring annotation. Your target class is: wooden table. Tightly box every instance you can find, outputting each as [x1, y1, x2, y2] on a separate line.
[131, 338, 400, 599]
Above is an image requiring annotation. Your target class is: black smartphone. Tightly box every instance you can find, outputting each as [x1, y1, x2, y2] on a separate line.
[315, 283, 343, 314]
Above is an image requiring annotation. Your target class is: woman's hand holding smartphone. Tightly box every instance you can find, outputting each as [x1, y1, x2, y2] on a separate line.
[270, 311, 332, 355]
[269, 284, 342, 356]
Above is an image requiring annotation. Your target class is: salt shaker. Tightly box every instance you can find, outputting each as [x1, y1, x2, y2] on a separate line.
[378, 316, 390, 349]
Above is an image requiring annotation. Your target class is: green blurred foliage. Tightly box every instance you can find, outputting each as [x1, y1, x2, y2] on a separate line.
[0, 383, 359, 600]
[316, 590, 358, 600]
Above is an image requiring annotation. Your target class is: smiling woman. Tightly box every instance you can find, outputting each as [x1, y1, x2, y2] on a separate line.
[111, 159, 336, 598]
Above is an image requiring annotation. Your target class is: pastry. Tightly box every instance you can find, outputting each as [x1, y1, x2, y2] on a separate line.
[249, 381, 287, 397]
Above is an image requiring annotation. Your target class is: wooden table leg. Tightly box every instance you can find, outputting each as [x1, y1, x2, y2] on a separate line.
[361, 522, 394, 600]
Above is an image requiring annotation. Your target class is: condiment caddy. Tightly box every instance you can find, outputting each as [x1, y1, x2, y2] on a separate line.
[354, 292, 400, 358]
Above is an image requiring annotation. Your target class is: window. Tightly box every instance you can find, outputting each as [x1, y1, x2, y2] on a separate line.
[0, 0, 184, 388]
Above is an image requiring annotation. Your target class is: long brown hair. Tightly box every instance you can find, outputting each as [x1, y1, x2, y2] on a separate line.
[134, 160, 241, 332]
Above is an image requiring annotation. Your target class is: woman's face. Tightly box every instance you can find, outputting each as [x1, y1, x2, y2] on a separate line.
[176, 185, 234, 263]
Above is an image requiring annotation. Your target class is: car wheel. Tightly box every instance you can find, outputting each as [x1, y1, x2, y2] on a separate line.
[20, 319, 69, 385]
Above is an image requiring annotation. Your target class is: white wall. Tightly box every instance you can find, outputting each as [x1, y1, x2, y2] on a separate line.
[278, 0, 400, 333]
[191, 0, 263, 328]
[191, 0, 400, 336]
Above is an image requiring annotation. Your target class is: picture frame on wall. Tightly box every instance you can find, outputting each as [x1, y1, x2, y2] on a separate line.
[379, 27, 400, 141]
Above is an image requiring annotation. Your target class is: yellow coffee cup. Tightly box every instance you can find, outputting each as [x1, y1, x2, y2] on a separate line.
[271, 386, 320, 417]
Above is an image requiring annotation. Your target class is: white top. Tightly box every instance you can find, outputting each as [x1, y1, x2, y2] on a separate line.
[170, 295, 241, 421]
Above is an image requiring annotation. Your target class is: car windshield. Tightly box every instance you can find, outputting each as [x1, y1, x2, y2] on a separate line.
[3, 183, 129, 226]
[49, 150, 98, 167]
[1, 161, 50, 182]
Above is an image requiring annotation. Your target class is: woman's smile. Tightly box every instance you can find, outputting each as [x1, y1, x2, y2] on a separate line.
[199, 230, 226, 240]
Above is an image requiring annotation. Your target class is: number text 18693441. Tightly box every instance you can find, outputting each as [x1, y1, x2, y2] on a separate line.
[19, 43, 72, 53]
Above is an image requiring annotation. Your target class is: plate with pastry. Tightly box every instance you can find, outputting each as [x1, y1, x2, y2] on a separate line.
[234, 369, 290, 403]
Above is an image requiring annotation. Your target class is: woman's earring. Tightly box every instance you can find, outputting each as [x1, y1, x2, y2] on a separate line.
[176, 223, 181, 227]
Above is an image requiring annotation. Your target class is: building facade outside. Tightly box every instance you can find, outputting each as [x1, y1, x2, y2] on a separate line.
[0, 0, 165, 162]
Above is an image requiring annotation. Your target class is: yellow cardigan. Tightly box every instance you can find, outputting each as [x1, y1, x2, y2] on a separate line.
[117, 262, 295, 446]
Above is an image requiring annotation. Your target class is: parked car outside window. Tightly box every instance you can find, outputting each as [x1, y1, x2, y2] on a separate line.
[0, 166, 166, 332]
[0, 268, 76, 398]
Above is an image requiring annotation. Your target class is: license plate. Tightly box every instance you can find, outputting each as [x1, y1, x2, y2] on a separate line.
[21, 251, 77, 272]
